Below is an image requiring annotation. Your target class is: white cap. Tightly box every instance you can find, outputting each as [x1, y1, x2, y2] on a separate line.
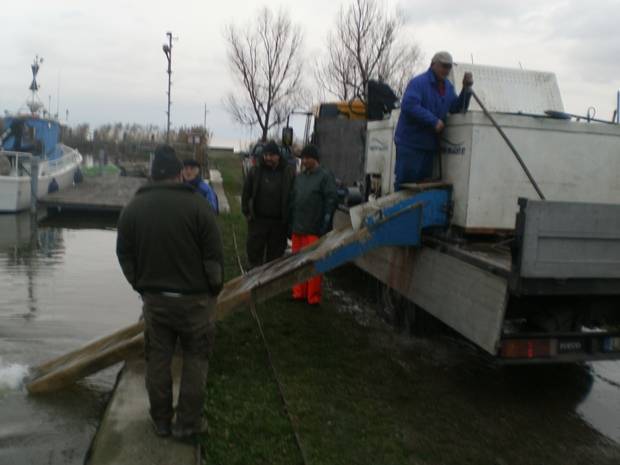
[431, 51, 453, 65]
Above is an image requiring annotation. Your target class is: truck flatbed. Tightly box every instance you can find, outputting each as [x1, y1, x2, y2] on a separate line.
[334, 201, 620, 363]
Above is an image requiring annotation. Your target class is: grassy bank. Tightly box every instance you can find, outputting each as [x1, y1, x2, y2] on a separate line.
[202, 153, 620, 465]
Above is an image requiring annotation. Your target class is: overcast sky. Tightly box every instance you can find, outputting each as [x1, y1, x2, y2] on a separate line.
[2, 0, 619, 148]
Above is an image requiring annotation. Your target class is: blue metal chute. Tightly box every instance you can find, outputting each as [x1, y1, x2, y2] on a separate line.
[315, 188, 451, 273]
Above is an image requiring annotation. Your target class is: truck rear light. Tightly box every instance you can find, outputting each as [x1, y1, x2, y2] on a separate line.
[500, 339, 554, 359]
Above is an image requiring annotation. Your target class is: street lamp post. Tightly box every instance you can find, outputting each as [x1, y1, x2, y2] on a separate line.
[162, 32, 173, 143]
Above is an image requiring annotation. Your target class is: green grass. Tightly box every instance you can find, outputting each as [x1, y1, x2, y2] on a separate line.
[204, 153, 301, 465]
[81, 164, 120, 177]
[201, 153, 620, 465]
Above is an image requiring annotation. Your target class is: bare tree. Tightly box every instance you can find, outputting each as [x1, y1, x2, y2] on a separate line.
[315, 0, 422, 101]
[225, 8, 304, 142]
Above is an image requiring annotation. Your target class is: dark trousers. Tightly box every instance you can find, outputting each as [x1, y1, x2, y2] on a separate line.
[246, 218, 288, 269]
[142, 292, 216, 429]
[394, 145, 435, 191]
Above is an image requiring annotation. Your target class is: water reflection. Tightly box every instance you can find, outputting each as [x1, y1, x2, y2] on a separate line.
[0, 211, 140, 465]
[0, 212, 64, 320]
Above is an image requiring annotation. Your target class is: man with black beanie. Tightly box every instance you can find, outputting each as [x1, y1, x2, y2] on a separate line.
[116, 145, 224, 440]
[289, 144, 337, 305]
[242, 140, 296, 269]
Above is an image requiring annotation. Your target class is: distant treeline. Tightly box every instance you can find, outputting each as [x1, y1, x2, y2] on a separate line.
[62, 122, 211, 162]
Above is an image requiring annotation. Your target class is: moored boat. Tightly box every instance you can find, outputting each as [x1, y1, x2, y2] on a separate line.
[0, 56, 82, 213]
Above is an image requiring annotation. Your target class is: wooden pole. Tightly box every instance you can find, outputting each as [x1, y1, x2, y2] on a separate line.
[30, 156, 39, 214]
[27, 334, 145, 394]
[25, 260, 316, 394]
[32, 320, 144, 376]
[25, 223, 371, 394]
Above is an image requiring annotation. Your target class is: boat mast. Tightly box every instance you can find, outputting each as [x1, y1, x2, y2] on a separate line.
[27, 55, 44, 116]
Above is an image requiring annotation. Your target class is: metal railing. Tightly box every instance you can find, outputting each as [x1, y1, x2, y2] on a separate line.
[1, 146, 82, 178]
[43, 146, 82, 174]
[0, 150, 32, 177]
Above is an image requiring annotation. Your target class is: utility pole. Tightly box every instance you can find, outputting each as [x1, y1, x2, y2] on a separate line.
[162, 32, 173, 143]
[204, 103, 208, 130]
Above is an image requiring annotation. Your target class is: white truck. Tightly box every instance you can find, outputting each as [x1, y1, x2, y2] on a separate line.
[332, 63, 620, 362]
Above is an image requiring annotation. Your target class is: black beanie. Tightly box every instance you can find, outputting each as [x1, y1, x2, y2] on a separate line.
[263, 140, 281, 157]
[151, 145, 182, 180]
[300, 144, 319, 161]
[183, 158, 201, 168]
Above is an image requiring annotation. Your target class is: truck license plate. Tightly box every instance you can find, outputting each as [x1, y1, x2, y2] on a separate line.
[558, 340, 583, 353]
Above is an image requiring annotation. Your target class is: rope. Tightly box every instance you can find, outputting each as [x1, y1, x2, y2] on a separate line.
[231, 227, 309, 465]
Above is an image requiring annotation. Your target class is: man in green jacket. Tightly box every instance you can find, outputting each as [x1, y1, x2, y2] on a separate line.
[242, 140, 295, 269]
[290, 144, 338, 305]
[116, 145, 224, 440]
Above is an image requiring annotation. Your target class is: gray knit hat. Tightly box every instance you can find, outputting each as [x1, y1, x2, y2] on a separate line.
[151, 145, 182, 180]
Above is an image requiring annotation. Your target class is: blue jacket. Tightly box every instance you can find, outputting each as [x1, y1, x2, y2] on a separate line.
[188, 177, 219, 214]
[394, 68, 469, 152]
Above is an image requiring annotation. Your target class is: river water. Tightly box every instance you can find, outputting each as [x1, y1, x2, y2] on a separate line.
[0, 212, 140, 465]
[1, 212, 619, 465]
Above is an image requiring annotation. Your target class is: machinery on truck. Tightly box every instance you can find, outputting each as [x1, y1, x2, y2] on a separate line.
[327, 63, 620, 363]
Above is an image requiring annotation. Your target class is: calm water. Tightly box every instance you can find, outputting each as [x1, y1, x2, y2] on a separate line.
[0, 212, 140, 465]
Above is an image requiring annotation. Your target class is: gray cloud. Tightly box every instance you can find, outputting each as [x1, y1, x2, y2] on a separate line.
[2, 0, 618, 146]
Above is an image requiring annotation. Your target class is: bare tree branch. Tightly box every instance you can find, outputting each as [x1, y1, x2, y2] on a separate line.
[225, 8, 304, 141]
[315, 0, 423, 102]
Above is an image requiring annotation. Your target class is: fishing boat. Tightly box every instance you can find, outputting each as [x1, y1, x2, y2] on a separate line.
[0, 56, 82, 213]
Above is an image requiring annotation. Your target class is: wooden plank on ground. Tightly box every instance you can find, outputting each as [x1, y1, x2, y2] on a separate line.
[26, 224, 371, 394]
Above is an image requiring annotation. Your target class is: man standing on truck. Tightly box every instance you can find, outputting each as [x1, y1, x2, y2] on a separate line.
[116, 145, 224, 440]
[290, 144, 338, 305]
[242, 140, 296, 269]
[394, 51, 473, 189]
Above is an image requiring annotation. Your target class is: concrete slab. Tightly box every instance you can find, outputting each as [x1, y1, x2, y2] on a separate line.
[86, 356, 200, 465]
[209, 169, 230, 214]
[40, 175, 146, 212]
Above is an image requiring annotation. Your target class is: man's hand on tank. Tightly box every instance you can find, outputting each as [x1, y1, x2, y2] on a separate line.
[435, 120, 445, 133]
[463, 72, 474, 88]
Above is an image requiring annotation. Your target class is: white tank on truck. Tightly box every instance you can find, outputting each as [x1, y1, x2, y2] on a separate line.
[365, 63, 620, 232]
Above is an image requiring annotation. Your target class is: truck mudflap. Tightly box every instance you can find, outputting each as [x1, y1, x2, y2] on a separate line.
[511, 198, 620, 295]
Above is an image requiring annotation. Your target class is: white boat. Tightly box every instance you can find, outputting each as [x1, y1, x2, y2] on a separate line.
[0, 57, 82, 213]
[0, 144, 82, 212]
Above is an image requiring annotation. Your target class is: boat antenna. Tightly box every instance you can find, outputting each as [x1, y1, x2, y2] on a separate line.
[27, 55, 44, 116]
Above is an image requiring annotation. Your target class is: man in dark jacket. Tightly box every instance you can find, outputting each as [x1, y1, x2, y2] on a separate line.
[394, 51, 473, 189]
[116, 145, 224, 440]
[289, 144, 337, 305]
[242, 140, 296, 269]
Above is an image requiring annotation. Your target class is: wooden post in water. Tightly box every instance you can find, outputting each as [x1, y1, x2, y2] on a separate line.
[30, 155, 39, 214]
